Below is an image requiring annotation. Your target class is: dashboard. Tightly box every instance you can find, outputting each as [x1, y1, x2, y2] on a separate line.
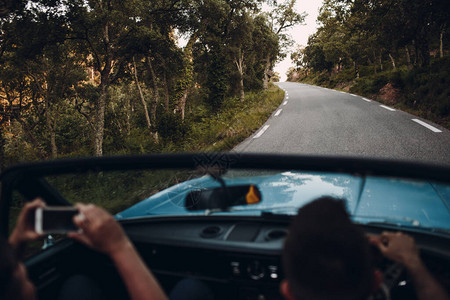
[119, 216, 450, 300]
[125, 217, 287, 300]
[26, 215, 450, 300]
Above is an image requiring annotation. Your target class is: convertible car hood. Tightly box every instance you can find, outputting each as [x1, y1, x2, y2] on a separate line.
[116, 171, 450, 230]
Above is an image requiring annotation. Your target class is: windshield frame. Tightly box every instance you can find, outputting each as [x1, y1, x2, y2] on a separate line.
[1, 153, 450, 236]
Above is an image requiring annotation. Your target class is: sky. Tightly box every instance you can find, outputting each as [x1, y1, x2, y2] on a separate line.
[271, 0, 323, 81]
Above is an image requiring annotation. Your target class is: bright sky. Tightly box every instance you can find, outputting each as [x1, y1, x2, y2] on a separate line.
[271, 0, 323, 81]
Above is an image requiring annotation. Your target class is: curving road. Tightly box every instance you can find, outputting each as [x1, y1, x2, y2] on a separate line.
[234, 82, 450, 166]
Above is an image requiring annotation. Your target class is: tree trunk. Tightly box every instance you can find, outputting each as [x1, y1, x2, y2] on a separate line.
[239, 76, 245, 102]
[367, 57, 374, 75]
[353, 60, 360, 79]
[372, 51, 377, 74]
[416, 29, 430, 67]
[163, 69, 170, 113]
[178, 90, 188, 120]
[174, 32, 198, 119]
[405, 46, 412, 70]
[412, 40, 417, 65]
[388, 53, 396, 69]
[126, 95, 131, 136]
[263, 54, 271, 90]
[45, 99, 57, 159]
[235, 49, 245, 102]
[379, 54, 383, 71]
[50, 117, 57, 158]
[94, 81, 107, 157]
[0, 128, 5, 173]
[133, 56, 151, 129]
[440, 27, 445, 58]
[94, 21, 112, 157]
[145, 56, 159, 123]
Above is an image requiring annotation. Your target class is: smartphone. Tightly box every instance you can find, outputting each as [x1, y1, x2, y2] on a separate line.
[35, 207, 79, 234]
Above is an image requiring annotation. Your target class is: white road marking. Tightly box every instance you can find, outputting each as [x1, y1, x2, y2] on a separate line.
[283, 101, 288, 105]
[412, 119, 442, 133]
[253, 125, 270, 138]
[351, 94, 358, 97]
[380, 105, 396, 111]
[340, 91, 346, 94]
[274, 109, 282, 116]
[362, 98, 372, 102]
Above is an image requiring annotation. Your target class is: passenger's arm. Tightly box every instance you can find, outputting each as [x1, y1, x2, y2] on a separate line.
[370, 232, 449, 300]
[69, 203, 168, 300]
[9, 198, 45, 258]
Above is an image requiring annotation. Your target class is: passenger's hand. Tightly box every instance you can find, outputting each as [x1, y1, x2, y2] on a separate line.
[69, 203, 131, 258]
[9, 198, 45, 249]
[369, 231, 421, 270]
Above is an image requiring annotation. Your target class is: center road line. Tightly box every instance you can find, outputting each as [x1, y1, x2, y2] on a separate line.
[412, 119, 442, 133]
[380, 105, 396, 111]
[253, 125, 270, 139]
[274, 109, 282, 116]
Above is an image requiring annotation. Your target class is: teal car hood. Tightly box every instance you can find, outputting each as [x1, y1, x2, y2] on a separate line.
[116, 171, 450, 231]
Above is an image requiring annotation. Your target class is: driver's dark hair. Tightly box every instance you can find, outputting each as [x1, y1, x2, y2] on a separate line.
[282, 197, 374, 300]
[0, 237, 22, 300]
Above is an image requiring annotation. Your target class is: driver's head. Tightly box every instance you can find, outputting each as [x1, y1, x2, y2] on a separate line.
[281, 197, 374, 300]
[0, 237, 36, 300]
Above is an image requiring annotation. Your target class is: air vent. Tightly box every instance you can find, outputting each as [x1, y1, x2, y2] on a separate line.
[265, 229, 287, 241]
[200, 226, 223, 239]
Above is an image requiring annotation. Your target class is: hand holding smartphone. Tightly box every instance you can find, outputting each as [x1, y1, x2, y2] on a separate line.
[35, 207, 80, 234]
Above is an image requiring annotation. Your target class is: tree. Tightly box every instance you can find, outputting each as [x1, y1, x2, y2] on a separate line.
[67, 1, 144, 156]
[263, 0, 306, 89]
[229, 11, 254, 102]
[65, 0, 187, 154]
[0, 2, 82, 161]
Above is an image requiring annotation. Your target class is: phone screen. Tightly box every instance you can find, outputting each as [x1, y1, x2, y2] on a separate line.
[36, 207, 79, 233]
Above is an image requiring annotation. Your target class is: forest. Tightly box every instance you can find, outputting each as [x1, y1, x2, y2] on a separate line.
[0, 0, 303, 171]
[288, 0, 450, 127]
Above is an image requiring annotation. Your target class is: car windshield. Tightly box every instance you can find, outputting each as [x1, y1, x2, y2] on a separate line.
[40, 163, 450, 236]
[1, 1, 449, 237]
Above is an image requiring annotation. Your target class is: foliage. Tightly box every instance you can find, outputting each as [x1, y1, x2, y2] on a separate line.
[0, 0, 301, 168]
[156, 111, 189, 143]
[293, 0, 449, 75]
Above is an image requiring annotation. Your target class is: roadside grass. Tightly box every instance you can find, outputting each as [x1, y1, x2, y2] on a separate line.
[189, 84, 284, 151]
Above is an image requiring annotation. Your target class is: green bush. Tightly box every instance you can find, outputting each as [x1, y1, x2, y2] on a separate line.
[333, 68, 355, 84]
[156, 112, 189, 143]
[350, 73, 389, 95]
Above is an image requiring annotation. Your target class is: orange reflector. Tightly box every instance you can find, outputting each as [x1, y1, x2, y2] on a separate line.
[246, 185, 261, 204]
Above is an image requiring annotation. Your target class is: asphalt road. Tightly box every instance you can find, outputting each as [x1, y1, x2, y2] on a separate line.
[234, 82, 450, 166]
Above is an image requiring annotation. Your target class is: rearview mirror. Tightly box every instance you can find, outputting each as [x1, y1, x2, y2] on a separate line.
[185, 185, 262, 211]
